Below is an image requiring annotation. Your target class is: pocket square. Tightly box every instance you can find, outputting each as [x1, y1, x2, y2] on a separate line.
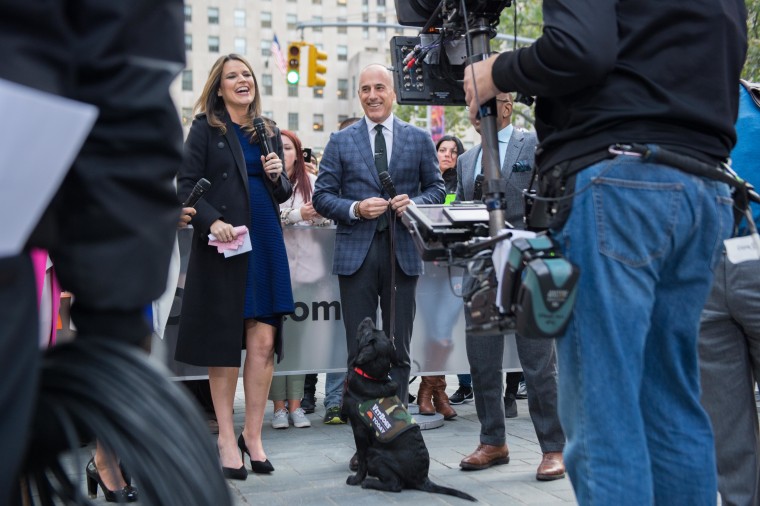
[512, 160, 532, 173]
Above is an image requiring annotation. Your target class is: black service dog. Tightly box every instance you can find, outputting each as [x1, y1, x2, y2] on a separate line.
[342, 317, 477, 501]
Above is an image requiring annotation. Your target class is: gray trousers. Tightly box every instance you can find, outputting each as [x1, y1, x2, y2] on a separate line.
[269, 375, 306, 402]
[466, 328, 565, 452]
[699, 252, 760, 506]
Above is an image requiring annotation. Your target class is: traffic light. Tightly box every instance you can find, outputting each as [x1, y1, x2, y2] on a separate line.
[307, 45, 327, 88]
[286, 43, 301, 85]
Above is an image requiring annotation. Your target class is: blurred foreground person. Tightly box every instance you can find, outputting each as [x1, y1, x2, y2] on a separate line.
[464, 1, 747, 503]
[0, 1, 231, 505]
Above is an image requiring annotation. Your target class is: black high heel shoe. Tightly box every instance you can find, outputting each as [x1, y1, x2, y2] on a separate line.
[86, 458, 138, 503]
[221, 464, 248, 481]
[237, 433, 274, 473]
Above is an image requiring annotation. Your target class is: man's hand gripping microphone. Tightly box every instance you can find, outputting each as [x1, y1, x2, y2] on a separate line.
[378, 171, 397, 199]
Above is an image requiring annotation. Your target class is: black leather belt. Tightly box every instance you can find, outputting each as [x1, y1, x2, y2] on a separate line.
[608, 143, 729, 182]
[556, 143, 732, 186]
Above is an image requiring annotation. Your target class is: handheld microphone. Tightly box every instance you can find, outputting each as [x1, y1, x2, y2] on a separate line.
[253, 117, 277, 181]
[182, 178, 212, 207]
[473, 174, 485, 201]
[378, 171, 397, 199]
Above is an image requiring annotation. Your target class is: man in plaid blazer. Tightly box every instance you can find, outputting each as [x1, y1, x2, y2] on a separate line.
[313, 64, 445, 406]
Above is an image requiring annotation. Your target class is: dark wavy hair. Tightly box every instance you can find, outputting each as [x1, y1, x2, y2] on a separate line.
[194, 53, 271, 141]
[281, 130, 312, 202]
[435, 135, 466, 156]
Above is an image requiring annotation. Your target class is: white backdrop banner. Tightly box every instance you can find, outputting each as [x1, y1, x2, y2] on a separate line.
[163, 226, 520, 379]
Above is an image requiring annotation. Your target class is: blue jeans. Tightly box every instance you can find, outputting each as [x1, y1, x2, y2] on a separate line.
[551, 154, 732, 505]
[324, 372, 345, 409]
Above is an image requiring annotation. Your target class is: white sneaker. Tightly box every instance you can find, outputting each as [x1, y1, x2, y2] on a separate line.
[289, 407, 311, 428]
[516, 381, 528, 399]
[272, 408, 289, 429]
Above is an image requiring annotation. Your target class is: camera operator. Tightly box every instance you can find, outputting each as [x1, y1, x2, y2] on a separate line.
[456, 93, 565, 481]
[463, 2, 747, 504]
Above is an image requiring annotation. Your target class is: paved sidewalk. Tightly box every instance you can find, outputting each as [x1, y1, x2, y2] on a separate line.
[64, 374, 576, 505]
[227, 374, 575, 506]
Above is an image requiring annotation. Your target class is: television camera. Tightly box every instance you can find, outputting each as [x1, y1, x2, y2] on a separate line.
[391, 1, 511, 106]
[401, 203, 579, 339]
[394, 1, 579, 339]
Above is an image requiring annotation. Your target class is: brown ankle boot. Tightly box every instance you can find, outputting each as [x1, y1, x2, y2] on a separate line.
[431, 376, 457, 420]
[417, 376, 436, 415]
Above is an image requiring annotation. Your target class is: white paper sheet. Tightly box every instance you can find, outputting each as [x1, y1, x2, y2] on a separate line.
[725, 234, 760, 264]
[0, 79, 98, 257]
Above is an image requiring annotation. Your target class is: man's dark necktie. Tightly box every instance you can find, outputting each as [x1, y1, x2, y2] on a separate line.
[374, 124, 388, 232]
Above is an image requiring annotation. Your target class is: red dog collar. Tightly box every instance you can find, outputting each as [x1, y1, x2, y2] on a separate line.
[353, 367, 383, 381]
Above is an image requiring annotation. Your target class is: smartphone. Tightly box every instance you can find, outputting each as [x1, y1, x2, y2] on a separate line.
[303, 148, 312, 163]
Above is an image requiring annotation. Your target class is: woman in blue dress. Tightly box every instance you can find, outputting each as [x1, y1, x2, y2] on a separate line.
[175, 54, 294, 481]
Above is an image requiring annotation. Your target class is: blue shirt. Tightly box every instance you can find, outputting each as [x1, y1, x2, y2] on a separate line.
[474, 124, 513, 181]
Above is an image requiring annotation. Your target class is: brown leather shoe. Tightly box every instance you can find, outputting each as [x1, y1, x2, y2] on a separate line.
[459, 443, 510, 470]
[536, 451, 565, 481]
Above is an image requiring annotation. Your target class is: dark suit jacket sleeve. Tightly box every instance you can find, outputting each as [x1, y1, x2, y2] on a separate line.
[411, 132, 445, 205]
[178, 118, 222, 235]
[313, 132, 353, 224]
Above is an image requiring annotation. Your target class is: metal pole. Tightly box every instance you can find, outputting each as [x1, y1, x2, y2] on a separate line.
[468, 17, 506, 236]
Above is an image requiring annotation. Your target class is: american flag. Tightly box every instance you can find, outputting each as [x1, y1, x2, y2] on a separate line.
[271, 35, 288, 76]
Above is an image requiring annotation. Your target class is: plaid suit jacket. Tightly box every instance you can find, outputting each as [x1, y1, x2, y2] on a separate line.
[313, 116, 445, 276]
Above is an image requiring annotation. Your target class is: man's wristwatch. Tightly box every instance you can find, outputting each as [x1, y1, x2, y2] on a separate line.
[354, 201, 362, 220]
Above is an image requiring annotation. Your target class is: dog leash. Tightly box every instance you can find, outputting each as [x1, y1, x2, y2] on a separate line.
[388, 208, 397, 348]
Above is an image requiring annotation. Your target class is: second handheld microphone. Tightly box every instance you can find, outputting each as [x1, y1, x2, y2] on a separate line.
[183, 178, 212, 207]
[253, 117, 278, 182]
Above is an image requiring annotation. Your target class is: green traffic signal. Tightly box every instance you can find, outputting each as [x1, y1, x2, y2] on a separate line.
[287, 43, 301, 85]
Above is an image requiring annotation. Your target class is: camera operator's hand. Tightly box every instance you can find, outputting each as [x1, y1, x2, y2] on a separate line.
[464, 55, 501, 125]
[389, 194, 411, 216]
[357, 197, 389, 219]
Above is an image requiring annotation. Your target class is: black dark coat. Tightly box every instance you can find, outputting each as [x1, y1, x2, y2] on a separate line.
[174, 114, 292, 367]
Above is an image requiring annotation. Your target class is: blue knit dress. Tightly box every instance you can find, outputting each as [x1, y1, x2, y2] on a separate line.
[233, 124, 294, 324]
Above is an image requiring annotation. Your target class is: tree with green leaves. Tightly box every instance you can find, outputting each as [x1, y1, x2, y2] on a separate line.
[745, 0, 760, 81]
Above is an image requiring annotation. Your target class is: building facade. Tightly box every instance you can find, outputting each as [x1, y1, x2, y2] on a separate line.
[174, 0, 421, 154]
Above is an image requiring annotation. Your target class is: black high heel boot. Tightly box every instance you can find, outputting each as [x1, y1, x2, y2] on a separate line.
[237, 433, 274, 473]
[86, 458, 138, 503]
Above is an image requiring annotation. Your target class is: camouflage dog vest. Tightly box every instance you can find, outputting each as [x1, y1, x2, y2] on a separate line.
[357, 396, 417, 443]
